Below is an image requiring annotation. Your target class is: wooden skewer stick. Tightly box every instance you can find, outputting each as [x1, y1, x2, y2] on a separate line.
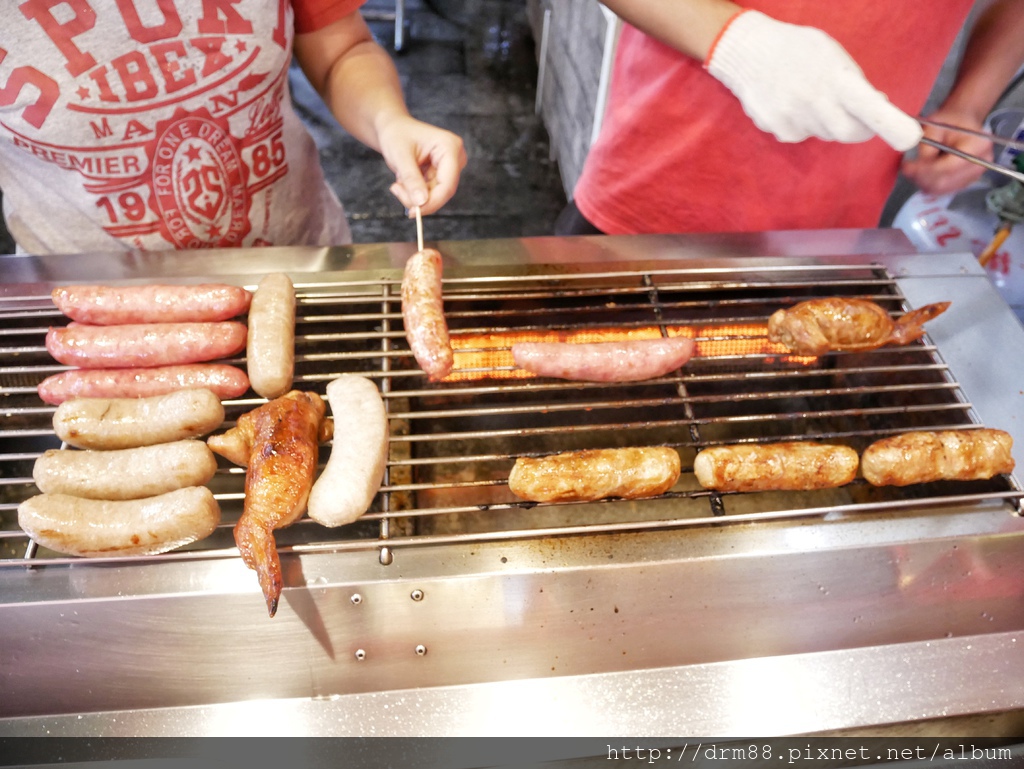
[978, 222, 1012, 268]
[414, 205, 424, 253]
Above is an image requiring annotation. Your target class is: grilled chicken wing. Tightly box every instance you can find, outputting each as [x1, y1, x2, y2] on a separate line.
[208, 390, 329, 617]
[767, 298, 950, 355]
[861, 429, 1014, 486]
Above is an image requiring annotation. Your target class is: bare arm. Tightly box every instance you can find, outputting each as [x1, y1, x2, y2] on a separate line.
[292, 12, 465, 214]
[937, 0, 1024, 129]
[599, 0, 741, 61]
[903, 0, 1024, 194]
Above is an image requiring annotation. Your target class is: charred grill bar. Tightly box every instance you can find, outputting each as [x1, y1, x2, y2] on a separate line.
[2, 230, 1024, 736]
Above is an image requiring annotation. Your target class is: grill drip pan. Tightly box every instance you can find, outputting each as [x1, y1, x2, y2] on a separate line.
[2, 230, 1024, 737]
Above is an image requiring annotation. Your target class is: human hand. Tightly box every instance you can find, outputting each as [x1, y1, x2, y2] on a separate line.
[902, 110, 993, 195]
[706, 10, 922, 151]
[377, 116, 467, 216]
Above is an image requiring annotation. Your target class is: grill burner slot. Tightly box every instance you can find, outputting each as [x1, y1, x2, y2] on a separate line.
[1, 263, 1020, 569]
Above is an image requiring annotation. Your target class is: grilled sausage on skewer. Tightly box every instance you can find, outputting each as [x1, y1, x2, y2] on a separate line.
[307, 375, 389, 528]
[37, 364, 250, 405]
[32, 440, 218, 500]
[246, 273, 296, 399]
[208, 390, 329, 617]
[51, 283, 252, 324]
[401, 248, 454, 381]
[861, 429, 1015, 486]
[45, 321, 247, 369]
[18, 486, 221, 558]
[52, 388, 225, 450]
[694, 442, 859, 492]
[508, 447, 681, 503]
[767, 297, 950, 355]
[512, 337, 696, 381]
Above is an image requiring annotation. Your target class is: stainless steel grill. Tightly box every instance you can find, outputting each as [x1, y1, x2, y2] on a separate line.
[3, 231, 1024, 738]
[3, 261, 1021, 569]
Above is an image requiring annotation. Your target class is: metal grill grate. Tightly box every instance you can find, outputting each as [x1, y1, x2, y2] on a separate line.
[2, 262, 1021, 569]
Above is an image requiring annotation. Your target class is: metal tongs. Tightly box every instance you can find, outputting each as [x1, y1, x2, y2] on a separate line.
[918, 117, 1024, 265]
[917, 117, 1024, 184]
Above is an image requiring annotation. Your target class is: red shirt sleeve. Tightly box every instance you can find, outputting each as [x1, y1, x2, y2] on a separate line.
[292, 0, 368, 34]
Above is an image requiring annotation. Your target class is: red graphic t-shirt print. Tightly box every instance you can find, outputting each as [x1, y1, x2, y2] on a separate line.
[149, 107, 251, 247]
[0, 0, 292, 249]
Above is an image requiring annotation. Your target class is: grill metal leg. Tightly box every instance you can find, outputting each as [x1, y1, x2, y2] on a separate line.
[364, 0, 407, 52]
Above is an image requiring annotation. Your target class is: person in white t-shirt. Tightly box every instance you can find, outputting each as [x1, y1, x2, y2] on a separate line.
[0, 0, 466, 254]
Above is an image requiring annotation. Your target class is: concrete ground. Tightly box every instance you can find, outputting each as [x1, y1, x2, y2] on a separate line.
[292, 0, 567, 245]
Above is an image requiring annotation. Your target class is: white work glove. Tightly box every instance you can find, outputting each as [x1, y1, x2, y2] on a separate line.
[706, 10, 923, 152]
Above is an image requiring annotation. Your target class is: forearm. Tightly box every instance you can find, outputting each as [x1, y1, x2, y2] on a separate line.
[293, 12, 465, 214]
[319, 41, 410, 151]
[939, 0, 1024, 122]
[599, 0, 742, 60]
[293, 18, 411, 153]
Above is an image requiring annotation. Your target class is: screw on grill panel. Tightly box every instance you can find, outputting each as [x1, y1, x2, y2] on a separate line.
[410, 589, 424, 601]
[415, 644, 427, 656]
[350, 593, 362, 605]
[354, 649, 366, 661]
[710, 493, 726, 516]
[379, 546, 393, 566]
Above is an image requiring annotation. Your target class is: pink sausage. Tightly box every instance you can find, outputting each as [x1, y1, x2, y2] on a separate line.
[51, 284, 252, 325]
[401, 249, 454, 381]
[511, 337, 696, 382]
[46, 321, 247, 368]
[38, 364, 251, 405]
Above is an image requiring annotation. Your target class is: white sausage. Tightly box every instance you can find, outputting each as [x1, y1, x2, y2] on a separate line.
[32, 440, 218, 500]
[247, 273, 295, 399]
[307, 375, 389, 527]
[18, 486, 221, 558]
[52, 388, 225, 450]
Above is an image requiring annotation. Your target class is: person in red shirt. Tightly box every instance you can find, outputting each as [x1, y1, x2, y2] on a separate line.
[559, 0, 1024, 237]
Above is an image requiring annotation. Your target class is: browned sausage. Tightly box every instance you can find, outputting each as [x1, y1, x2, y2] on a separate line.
[401, 248, 454, 381]
[694, 442, 859, 491]
[861, 429, 1015, 486]
[37, 364, 250, 404]
[46, 321, 247, 368]
[508, 447, 681, 502]
[52, 284, 251, 324]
